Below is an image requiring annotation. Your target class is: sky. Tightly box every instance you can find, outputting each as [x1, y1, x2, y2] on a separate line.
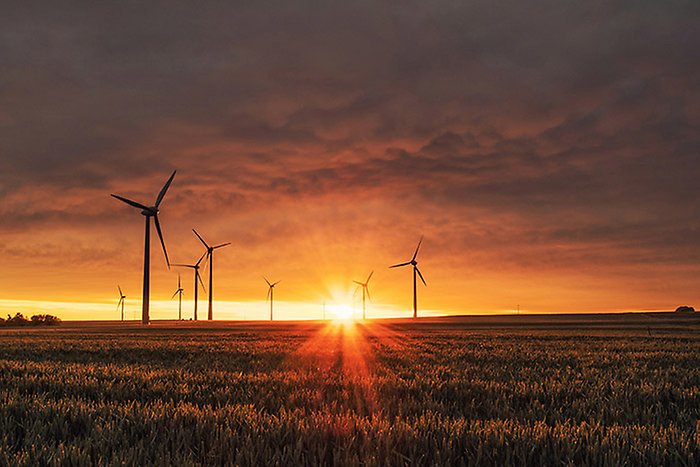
[0, 1, 698, 320]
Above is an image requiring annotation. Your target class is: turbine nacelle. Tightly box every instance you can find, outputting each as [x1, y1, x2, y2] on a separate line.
[140, 206, 158, 216]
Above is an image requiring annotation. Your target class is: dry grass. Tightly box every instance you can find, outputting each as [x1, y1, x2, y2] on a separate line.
[0, 314, 698, 465]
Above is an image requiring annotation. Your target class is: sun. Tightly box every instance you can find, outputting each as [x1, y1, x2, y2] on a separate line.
[328, 303, 354, 321]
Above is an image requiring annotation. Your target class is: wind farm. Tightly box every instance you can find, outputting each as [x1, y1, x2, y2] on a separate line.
[1, 1, 698, 465]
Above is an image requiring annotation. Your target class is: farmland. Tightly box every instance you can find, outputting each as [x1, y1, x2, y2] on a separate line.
[0, 313, 699, 465]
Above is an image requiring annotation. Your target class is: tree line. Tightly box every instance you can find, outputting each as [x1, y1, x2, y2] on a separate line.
[0, 313, 61, 327]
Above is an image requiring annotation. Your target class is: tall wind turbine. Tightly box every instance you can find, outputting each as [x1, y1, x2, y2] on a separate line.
[172, 251, 207, 320]
[390, 237, 426, 318]
[172, 274, 184, 320]
[111, 171, 175, 324]
[117, 286, 126, 321]
[193, 229, 230, 320]
[353, 271, 373, 320]
[264, 277, 280, 321]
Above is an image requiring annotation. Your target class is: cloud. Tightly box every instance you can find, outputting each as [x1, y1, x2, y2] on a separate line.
[0, 0, 698, 312]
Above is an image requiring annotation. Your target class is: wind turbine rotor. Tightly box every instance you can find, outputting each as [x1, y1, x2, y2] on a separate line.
[155, 170, 176, 207]
[110, 194, 150, 212]
[192, 229, 211, 249]
[415, 266, 427, 286]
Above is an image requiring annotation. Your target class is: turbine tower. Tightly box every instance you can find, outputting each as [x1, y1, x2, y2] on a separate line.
[111, 171, 175, 324]
[353, 271, 373, 320]
[117, 286, 126, 321]
[172, 252, 207, 320]
[264, 277, 280, 321]
[193, 229, 230, 320]
[390, 236, 426, 318]
[172, 274, 184, 320]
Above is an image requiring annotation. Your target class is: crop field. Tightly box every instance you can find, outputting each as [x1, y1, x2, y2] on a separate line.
[1, 313, 699, 465]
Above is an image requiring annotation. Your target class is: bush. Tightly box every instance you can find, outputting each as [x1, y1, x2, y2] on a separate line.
[6, 313, 29, 326]
[30, 314, 62, 326]
[675, 306, 695, 313]
[2, 313, 61, 327]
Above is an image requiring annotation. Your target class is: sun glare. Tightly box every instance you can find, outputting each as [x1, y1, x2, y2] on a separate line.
[328, 303, 354, 321]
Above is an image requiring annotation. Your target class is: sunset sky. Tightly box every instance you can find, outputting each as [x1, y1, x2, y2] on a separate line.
[1, 2, 698, 320]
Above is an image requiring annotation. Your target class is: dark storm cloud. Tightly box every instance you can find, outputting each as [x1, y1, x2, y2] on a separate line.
[0, 0, 698, 271]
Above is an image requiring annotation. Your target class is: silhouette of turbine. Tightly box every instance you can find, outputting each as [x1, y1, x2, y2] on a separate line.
[193, 229, 230, 320]
[172, 251, 207, 320]
[117, 285, 126, 321]
[353, 271, 373, 320]
[264, 277, 281, 321]
[390, 236, 426, 318]
[111, 171, 175, 324]
[171, 274, 184, 320]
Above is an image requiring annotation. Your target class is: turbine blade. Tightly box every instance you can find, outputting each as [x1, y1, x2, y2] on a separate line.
[171, 263, 195, 268]
[411, 236, 424, 261]
[390, 261, 411, 268]
[196, 271, 206, 292]
[195, 251, 207, 266]
[353, 280, 363, 286]
[171, 290, 179, 299]
[272, 280, 281, 286]
[192, 229, 210, 249]
[178, 274, 181, 288]
[266, 287, 271, 302]
[111, 194, 149, 211]
[213, 242, 231, 249]
[118, 285, 123, 295]
[263, 276, 271, 286]
[154, 215, 170, 268]
[416, 266, 427, 286]
[155, 170, 176, 207]
[366, 270, 374, 284]
[366, 286, 371, 302]
[200, 252, 210, 271]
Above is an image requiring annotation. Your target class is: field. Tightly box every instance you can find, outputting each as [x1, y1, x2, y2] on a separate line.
[1, 313, 699, 465]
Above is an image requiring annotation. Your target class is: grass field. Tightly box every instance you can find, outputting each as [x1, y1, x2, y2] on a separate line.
[1, 313, 699, 465]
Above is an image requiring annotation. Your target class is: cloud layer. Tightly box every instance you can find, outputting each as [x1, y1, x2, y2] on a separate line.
[1, 1, 698, 316]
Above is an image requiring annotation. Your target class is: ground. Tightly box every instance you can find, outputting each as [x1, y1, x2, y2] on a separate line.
[0, 313, 698, 465]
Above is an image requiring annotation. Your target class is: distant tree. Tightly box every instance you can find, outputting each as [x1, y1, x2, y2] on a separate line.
[30, 314, 62, 326]
[674, 306, 695, 313]
[7, 313, 29, 326]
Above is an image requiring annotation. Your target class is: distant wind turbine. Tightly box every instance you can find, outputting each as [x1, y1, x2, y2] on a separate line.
[193, 229, 230, 320]
[264, 277, 281, 321]
[390, 236, 426, 318]
[117, 285, 126, 321]
[111, 171, 175, 324]
[172, 274, 184, 320]
[353, 271, 373, 320]
[172, 251, 207, 320]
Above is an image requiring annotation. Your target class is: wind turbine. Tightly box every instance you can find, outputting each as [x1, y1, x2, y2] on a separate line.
[172, 274, 184, 320]
[353, 271, 373, 320]
[111, 171, 175, 324]
[264, 277, 280, 321]
[193, 229, 230, 320]
[117, 286, 126, 321]
[390, 236, 426, 318]
[172, 252, 207, 320]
